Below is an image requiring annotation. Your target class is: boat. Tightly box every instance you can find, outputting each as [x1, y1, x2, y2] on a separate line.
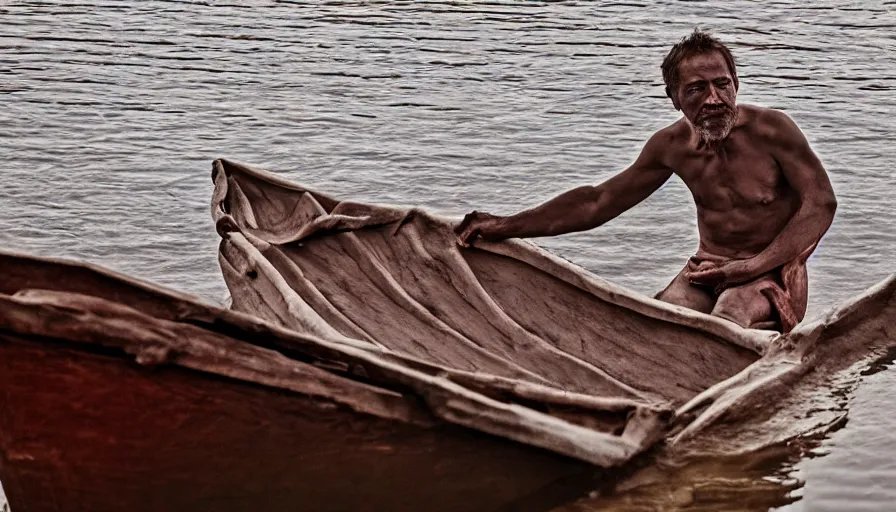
[0, 159, 893, 511]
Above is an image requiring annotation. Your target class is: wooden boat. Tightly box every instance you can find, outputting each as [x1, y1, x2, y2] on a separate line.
[0, 159, 893, 512]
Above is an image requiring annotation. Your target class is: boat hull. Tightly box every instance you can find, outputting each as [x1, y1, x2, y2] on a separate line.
[0, 333, 590, 512]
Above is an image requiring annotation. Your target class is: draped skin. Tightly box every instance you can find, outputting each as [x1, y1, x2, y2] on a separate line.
[211, 159, 770, 406]
[210, 158, 896, 461]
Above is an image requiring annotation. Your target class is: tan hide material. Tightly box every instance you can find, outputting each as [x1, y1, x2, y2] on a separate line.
[210, 158, 896, 461]
[210, 159, 776, 405]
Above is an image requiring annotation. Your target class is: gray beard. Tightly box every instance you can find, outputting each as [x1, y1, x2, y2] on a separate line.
[696, 109, 738, 150]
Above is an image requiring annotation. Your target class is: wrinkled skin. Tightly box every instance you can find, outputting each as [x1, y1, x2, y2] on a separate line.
[456, 51, 837, 329]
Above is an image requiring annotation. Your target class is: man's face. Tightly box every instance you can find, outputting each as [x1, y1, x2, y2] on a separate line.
[674, 51, 738, 147]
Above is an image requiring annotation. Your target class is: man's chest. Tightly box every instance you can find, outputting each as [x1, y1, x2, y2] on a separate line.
[674, 144, 785, 210]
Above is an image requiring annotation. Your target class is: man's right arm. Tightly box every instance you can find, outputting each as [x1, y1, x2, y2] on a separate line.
[455, 131, 674, 247]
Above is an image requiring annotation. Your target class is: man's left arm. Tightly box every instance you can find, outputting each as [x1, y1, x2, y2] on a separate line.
[748, 110, 838, 276]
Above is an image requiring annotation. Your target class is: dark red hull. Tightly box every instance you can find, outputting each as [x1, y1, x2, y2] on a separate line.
[0, 333, 589, 512]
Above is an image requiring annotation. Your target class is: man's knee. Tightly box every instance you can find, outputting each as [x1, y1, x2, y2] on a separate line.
[711, 300, 749, 327]
[657, 289, 688, 308]
[712, 289, 772, 328]
[657, 279, 714, 314]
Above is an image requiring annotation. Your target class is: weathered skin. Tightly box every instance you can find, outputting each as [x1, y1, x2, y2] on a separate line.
[455, 51, 838, 328]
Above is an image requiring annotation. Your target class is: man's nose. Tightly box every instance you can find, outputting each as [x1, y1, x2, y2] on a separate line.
[706, 85, 723, 104]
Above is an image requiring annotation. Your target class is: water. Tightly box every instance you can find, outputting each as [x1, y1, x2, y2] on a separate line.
[1, 1, 894, 509]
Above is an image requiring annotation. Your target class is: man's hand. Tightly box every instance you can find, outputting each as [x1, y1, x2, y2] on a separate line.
[687, 257, 761, 291]
[454, 211, 507, 248]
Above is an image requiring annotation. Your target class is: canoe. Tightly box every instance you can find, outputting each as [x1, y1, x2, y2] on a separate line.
[0, 160, 893, 512]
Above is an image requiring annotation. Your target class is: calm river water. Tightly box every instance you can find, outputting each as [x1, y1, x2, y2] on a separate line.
[2, 1, 895, 510]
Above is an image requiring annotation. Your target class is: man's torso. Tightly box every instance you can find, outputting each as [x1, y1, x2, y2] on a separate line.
[659, 104, 799, 260]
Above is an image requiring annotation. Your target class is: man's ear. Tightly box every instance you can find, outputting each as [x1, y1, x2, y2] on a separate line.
[666, 86, 681, 111]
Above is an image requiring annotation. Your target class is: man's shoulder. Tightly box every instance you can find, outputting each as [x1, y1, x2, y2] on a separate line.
[636, 119, 691, 170]
[739, 105, 801, 139]
[648, 118, 690, 148]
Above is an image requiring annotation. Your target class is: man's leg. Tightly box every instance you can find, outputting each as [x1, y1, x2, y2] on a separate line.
[655, 267, 716, 314]
[711, 277, 775, 328]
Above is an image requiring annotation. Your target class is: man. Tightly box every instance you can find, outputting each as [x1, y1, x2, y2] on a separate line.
[454, 29, 837, 333]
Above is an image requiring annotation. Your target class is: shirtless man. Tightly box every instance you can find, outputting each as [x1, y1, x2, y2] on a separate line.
[454, 30, 837, 332]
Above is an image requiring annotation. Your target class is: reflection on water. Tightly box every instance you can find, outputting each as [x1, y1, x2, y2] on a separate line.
[554, 448, 807, 512]
[553, 350, 896, 512]
[2, 0, 896, 510]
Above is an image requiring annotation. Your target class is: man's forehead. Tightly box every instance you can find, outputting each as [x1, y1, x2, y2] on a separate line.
[678, 52, 731, 82]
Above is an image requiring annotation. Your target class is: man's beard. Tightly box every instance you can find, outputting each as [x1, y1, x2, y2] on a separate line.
[695, 107, 738, 150]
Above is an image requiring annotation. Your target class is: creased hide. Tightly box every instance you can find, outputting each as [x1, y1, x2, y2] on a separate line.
[210, 158, 896, 461]
[210, 159, 778, 402]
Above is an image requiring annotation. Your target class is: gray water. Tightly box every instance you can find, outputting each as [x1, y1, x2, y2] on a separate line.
[1, 1, 894, 510]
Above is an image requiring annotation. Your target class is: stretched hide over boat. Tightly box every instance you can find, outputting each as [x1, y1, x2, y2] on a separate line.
[210, 158, 896, 458]
[212, 159, 771, 405]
